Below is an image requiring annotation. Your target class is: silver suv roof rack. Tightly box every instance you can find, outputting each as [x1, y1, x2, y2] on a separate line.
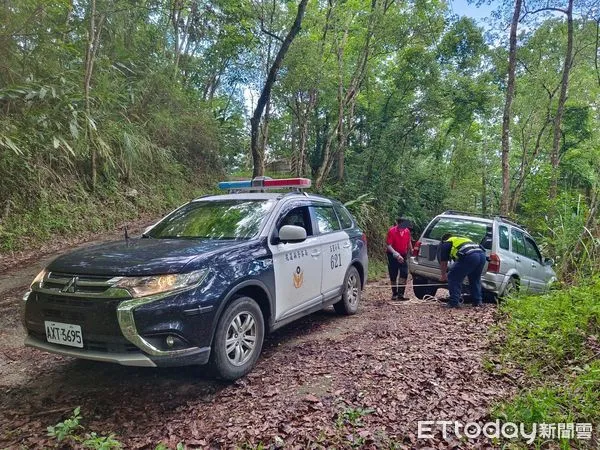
[442, 210, 525, 230]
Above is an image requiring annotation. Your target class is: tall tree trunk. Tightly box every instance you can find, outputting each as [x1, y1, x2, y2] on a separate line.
[260, 101, 271, 156]
[481, 141, 488, 215]
[84, 0, 104, 190]
[500, 0, 522, 215]
[293, 89, 316, 177]
[173, 7, 192, 78]
[292, 3, 330, 178]
[314, 0, 379, 189]
[251, 0, 309, 178]
[549, 0, 574, 200]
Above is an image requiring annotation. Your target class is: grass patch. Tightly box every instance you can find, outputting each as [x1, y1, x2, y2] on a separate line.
[368, 257, 388, 281]
[491, 277, 600, 447]
[0, 175, 215, 254]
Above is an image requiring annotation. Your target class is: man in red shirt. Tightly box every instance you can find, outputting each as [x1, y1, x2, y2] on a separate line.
[386, 218, 413, 300]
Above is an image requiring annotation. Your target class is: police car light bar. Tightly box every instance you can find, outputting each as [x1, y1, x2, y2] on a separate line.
[218, 177, 312, 191]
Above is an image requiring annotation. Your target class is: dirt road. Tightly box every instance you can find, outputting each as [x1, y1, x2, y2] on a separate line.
[0, 238, 513, 449]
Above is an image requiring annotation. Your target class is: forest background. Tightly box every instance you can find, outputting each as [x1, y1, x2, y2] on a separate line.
[1, 0, 599, 280]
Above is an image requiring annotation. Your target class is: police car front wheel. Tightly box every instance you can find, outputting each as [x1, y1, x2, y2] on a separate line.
[334, 266, 361, 315]
[210, 296, 265, 380]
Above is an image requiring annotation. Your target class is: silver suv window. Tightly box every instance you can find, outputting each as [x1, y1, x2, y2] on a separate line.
[511, 228, 526, 255]
[424, 217, 489, 242]
[499, 225, 510, 250]
[524, 236, 542, 263]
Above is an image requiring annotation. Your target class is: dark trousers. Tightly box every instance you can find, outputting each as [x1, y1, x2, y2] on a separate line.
[448, 251, 487, 306]
[387, 253, 408, 296]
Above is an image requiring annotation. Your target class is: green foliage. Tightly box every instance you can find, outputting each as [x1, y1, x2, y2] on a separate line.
[519, 193, 600, 280]
[342, 194, 389, 261]
[47, 407, 83, 442]
[0, 0, 236, 253]
[0, 175, 208, 252]
[367, 258, 388, 281]
[336, 406, 375, 428]
[491, 278, 600, 439]
[48, 407, 122, 449]
[82, 433, 123, 450]
[1, 0, 599, 278]
[497, 278, 600, 375]
[48, 408, 190, 450]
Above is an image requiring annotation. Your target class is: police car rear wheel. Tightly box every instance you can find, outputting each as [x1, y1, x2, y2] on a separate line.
[211, 296, 264, 380]
[334, 266, 361, 315]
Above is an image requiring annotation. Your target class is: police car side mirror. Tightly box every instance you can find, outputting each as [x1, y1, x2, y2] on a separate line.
[278, 225, 307, 244]
[544, 257, 554, 267]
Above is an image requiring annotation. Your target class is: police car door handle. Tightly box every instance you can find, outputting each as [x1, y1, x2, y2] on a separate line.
[515, 256, 521, 262]
[531, 263, 537, 268]
[343, 242, 351, 248]
[311, 250, 321, 257]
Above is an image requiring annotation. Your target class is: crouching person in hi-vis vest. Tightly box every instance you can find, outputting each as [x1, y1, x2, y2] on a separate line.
[437, 233, 487, 308]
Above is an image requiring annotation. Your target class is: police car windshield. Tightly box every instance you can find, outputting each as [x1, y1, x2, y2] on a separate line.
[149, 199, 276, 240]
[424, 217, 489, 243]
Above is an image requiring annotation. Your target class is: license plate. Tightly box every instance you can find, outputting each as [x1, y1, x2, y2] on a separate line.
[45, 321, 83, 348]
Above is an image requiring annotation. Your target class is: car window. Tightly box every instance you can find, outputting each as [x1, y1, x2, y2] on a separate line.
[499, 225, 509, 250]
[149, 199, 276, 240]
[278, 206, 313, 236]
[480, 225, 493, 250]
[313, 206, 341, 234]
[511, 229, 526, 256]
[524, 236, 542, 263]
[333, 204, 354, 229]
[424, 217, 489, 242]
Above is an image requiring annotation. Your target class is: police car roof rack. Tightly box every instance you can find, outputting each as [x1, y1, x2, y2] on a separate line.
[218, 177, 312, 193]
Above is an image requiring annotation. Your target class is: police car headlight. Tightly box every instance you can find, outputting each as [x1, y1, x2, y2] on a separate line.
[114, 269, 209, 298]
[30, 268, 48, 289]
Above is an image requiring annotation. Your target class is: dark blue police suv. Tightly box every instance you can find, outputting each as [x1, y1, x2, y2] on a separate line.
[23, 178, 368, 380]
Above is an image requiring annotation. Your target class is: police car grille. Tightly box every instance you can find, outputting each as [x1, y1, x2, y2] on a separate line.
[30, 291, 135, 350]
[43, 272, 115, 295]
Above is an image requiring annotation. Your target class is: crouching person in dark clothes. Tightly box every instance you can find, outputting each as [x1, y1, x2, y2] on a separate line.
[386, 218, 412, 300]
[437, 233, 487, 308]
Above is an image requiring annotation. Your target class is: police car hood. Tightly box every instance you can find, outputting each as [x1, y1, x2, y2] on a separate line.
[47, 238, 238, 276]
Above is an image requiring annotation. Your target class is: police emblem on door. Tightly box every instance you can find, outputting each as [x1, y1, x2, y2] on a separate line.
[293, 266, 304, 288]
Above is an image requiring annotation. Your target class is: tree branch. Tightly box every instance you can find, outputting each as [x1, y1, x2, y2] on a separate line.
[521, 5, 567, 22]
[260, 20, 284, 43]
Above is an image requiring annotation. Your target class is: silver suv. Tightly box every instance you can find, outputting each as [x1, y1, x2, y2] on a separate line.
[409, 211, 557, 300]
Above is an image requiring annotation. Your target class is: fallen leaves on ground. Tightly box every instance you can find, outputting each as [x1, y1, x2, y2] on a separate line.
[0, 283, 515, 449]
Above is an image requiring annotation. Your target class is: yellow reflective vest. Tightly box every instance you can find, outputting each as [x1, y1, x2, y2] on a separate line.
[447, 236, 476, 259]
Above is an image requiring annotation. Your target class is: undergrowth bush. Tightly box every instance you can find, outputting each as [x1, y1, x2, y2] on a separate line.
[496, 278, 600, 376]
[491, 277, 600, 446]
[0, 172, 215, 253]
[47, 407, 186, 450]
